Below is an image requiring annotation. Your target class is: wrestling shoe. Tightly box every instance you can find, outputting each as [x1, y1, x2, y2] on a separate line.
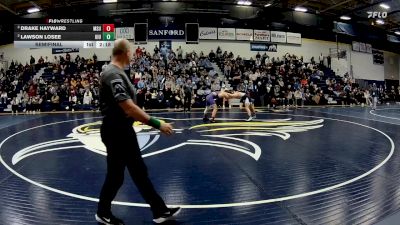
[153, 207, 182, 224]
[95, 213, 125, 225]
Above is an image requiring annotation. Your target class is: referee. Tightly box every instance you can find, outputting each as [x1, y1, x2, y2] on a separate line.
[183, 79, 193, 112]
[96, 39, 181, 225]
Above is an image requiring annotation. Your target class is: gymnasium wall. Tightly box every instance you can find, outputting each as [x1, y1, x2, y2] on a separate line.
[384, 52, 400, 81]
[1, 38, 399, 81]
[350, 51, 385, 81]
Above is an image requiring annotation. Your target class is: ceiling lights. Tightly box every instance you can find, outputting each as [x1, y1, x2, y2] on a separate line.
[379, 3, 390, 9]
[27, 7, 40, 13]
[294, 6, 307, 12]
[103, 0, 117, 3]
[264, 3, 272, 7]
[376, 19, 385, 25]
[237, 0, 252, 6]
[395, 31, 400, 35]
[340, 16, 351, 20]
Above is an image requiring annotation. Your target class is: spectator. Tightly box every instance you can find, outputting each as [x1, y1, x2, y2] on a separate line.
[135, 46, 142, 57]
[209, 50, 216, 62]
[0, 90, 7, 104]
[32, 95, 41, 113]
[30, 55, 35, 65]
[160, 45, 168, 59]
[11, 97, 19, 115]
[69, 92, 78, 112]
[157, 91, 165, 108]
[26, 97, 33, 114]
[294, 89, 303, 107]
[52, 56, 59, 64]
[83, 89, 93, 106]
[319, 53, 323, 66]
[256, 52, 261, 60]
[370, 83, 379, 110]
[66, 53, 71, 62]
[154, 45, 159, 54]
[177, 46, 183, 59]
[327, 55, 331, 68]
[51, 93, 60, 111]
[216, 46, 222, 58]
[173, 89, 183, 109]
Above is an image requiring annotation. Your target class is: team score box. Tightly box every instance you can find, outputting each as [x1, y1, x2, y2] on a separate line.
[102, 32, 115, 41]
[96, 41, 114, 48]
[102, 24, 114, 32]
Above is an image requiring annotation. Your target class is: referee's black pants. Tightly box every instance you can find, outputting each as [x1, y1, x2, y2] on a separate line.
[98, 122, 168, 218]
[184, 94, 191, 111]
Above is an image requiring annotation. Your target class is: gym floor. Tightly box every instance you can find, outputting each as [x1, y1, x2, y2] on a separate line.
[0, 106, 400, 225]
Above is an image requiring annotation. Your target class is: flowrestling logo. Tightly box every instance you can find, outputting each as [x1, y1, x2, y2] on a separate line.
[47, 19, 83, 24]
[367, 11, 388, 19]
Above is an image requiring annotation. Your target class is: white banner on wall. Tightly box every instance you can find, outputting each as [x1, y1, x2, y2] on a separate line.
[236, 29, 253, 41]
[199, 27, 218, 40]
[218, 28, 236, 40]
[366, 44, 372, 53]
[253, 30, 270, 42]
[286, 32, 301, 44]
[352, 41, 360, 51]
[352, 41, 372, 54]
[115, 27, 135, 40]
[271, 31, 286, 43]
[359, 43, 366, 52]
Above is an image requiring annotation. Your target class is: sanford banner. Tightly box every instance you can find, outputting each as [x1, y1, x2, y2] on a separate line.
[148, 25, 185, 40]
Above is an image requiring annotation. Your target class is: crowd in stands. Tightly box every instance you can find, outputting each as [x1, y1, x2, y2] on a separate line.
[1, 45, 400, 114]
[0, 53, 101, 114]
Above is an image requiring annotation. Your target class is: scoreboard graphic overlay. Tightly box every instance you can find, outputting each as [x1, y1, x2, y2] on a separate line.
[14, 24, 115, 49]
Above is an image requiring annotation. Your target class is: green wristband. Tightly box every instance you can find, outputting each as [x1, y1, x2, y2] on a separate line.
[148, 117, 161, 129]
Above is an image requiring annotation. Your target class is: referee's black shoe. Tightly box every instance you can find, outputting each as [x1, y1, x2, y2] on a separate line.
[153, 207, 182, 224]
[95, 213, 125, 225]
